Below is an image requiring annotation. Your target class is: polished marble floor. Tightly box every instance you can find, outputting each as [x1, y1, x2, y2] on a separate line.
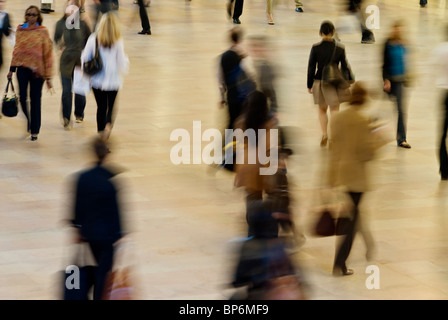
[1, 0, 448, 300]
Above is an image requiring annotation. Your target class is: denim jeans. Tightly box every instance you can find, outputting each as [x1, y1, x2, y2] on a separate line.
[389, 81, 407, 144]
[61, 74, 86, 121]
[17, 67, 44, 135]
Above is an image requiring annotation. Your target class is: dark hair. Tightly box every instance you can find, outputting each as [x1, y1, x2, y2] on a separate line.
[243, 91, 270, 141]
[93, 137, 109, 163]
[319, 20, 335, 36]
[24, 6, 43, 25]
[230, 26, 243, 44]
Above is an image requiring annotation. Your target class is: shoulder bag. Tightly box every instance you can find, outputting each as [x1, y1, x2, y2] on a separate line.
[321, 42, 350, 89]
[83, 36, 103, 76]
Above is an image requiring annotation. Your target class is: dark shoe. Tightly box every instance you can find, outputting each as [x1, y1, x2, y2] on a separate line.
[295, 7, 304, 12]
[233, 18, 241, 24]
[398, 141, 411, 149]
[441, 175, 448, 181]
[361, 37, 375, 44]
[63, 118, 71, 130]
[138, 30, 151, 35]
[30, 134, 38, 141]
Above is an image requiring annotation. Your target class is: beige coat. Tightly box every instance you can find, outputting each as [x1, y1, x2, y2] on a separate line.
[328, 106, 379, 192]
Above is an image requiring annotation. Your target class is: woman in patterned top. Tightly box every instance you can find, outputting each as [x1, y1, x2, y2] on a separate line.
[7, 5, 53, 141]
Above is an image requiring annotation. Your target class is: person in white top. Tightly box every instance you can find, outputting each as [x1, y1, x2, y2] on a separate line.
[81, 11, 129, 140]
[431, 25, 448, 180]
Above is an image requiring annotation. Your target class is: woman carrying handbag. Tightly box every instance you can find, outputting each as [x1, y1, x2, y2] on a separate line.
[307, 20, 354, 148]
[327, 82, 380, 276]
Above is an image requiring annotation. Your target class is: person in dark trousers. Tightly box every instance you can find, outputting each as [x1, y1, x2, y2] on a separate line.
[92, 0, 113, 31]
[80, 12, 129, 141]
[328, 82, 380, 276]
[70, 137, 124, 300]
[382, 20, 412, 149]
[227, 0, 244, 24]
[431, 25, 448, 179]
[347, 0, 375, 44]
[137, 0, 151, 35]
[7, 5, 53, 141]
[217, 26, 255, 133]
[54, 0, 92, 129]
[230, 199, 306, 300]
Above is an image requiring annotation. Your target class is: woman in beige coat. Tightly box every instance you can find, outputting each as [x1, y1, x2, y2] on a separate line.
[328, 81, 380, 276]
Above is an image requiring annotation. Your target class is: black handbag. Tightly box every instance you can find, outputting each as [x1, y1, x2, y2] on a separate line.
[2, 79, 18, 117]
[83, 37, 103, 76]
[314, 209, 336, 237]
[321, 42, 350, 89]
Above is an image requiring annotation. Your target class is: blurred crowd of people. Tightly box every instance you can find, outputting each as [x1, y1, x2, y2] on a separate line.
[0, 0, 446, 301]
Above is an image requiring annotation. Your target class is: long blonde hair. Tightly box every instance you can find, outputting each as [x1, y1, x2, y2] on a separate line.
[96, 12, 121, 48]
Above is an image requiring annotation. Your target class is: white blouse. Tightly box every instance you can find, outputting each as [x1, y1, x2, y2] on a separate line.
[81, 34, 129, 91]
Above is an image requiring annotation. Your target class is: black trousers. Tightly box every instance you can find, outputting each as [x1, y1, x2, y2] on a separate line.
[334, 192, 363, 271]
[232, 0, 244, 19]
[138, 0, 151, 32]
[88, 240, 115, 300]
[439, 91, 448, 178]
[92, 88, 118, 133]
[17, 67, 44, 135]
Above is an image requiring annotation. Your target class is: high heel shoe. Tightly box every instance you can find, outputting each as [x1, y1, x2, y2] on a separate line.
[267, 14, 274, 25]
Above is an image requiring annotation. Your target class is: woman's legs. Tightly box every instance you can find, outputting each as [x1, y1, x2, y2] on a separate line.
[17, 67, 44, 138]
[93, 89, 118, 139]
[61, 74, 73, 126]
[93, 88, 108, 133]
[88, 240, 115, 300]
[333, 192, 363, 275]
[318, 104, 328, 138]
[267, 0, 274, 24]
[17, 67, 31, 133]
[29, 76, 44, 136]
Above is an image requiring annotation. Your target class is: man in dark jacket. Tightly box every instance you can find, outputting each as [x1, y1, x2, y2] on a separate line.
[71, 138, 123, 300]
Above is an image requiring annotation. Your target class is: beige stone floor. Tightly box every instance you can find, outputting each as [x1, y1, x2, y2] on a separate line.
[1, 0, 448, 300]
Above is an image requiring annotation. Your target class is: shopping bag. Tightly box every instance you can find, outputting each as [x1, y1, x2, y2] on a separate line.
[63, 265, 96, 300]
[62, 242, 97, 300]
[102, 239, 135, 300]
[73, 66, 91, 96]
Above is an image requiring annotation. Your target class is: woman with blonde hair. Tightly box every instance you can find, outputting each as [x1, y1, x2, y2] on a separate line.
[81, 11, 129, 140]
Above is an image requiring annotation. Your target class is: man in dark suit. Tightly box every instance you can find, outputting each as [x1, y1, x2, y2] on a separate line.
[71, 138, 124, 300]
